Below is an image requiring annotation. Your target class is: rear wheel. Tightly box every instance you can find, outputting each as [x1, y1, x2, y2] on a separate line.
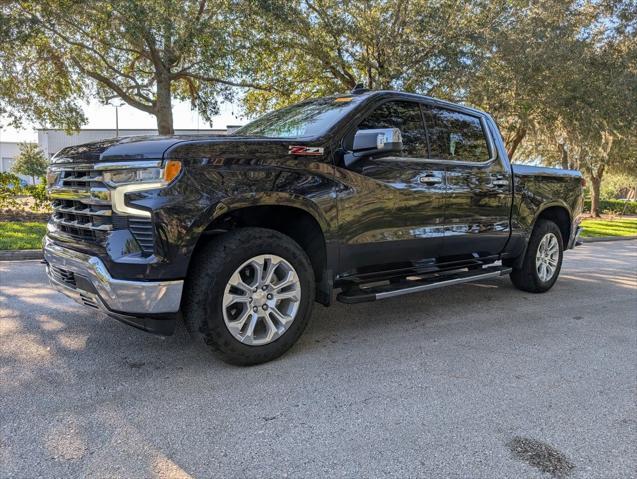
[510, 219, 564, 293]
[183, 227, 315, 365]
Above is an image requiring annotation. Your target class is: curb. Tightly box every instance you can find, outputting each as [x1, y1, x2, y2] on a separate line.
[0, 249, 43, 261]
[581, 235, 637, 243]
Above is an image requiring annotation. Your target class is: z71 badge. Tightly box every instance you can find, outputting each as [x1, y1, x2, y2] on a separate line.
[288, 145, 324, 156]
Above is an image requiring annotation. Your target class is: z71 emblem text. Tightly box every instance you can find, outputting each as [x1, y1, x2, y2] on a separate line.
[288, 146, 324, 156]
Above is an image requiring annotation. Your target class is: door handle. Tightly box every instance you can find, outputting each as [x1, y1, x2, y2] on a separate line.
[492, 179, 509, 187]
[419, 175, 442, 185]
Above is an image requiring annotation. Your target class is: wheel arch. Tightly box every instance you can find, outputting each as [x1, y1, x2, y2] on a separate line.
[507, 202, 572, 270]
[534, 202, 572, 247]
[188, 196, 333, 305]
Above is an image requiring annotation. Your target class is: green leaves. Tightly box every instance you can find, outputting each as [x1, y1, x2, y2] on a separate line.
[12, 143, 48, 184]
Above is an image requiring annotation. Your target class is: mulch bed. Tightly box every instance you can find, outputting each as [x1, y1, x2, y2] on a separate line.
[0, 208, 50, 222]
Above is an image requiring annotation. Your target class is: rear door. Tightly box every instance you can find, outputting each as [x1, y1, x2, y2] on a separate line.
[336, 100, 446, 274]
[422, 106, 512, 259]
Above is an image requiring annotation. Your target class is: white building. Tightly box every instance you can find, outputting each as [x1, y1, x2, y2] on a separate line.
[0, 141, 38, 183]
[37, 127, 241, 158]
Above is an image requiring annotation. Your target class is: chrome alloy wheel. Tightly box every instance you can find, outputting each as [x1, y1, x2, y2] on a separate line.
[222, 254, 301, 346]
[535, 232, 559, 282]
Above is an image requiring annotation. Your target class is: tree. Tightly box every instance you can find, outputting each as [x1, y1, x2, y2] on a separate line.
[12, 143, 48, 185]
[462, 0, 605, 160]
[2, 1, 276, 134]
[239, 0, 506, 115]
[0, 7, 86, 130]
[540, 3, 636, 216]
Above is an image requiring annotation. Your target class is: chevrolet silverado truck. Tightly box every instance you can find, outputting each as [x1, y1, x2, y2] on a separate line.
[44, 89, 584, 365]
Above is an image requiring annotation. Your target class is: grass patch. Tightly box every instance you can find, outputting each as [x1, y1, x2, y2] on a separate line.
[580, 218, 637, 238]
[0, 217, 633, 251]
[0, 222, 47, 250]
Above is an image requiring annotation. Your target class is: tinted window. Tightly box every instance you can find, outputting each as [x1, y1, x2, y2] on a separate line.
[358, 101, 428, 157]
[424, 107, 490, 162]
[235, 96, 363, 138]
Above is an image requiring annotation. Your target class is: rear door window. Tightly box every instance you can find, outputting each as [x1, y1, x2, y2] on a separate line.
[423, 107, 490, 162]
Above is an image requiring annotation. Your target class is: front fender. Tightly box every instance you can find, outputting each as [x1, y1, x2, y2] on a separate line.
[211, 192, 333, 235]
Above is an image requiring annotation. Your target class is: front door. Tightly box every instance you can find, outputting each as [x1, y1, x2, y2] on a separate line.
[422, 105, 512, 259]
[335, 100, 446, 274]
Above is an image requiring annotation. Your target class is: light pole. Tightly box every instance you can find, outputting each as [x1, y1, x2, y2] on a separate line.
[111, 100, 125, 137]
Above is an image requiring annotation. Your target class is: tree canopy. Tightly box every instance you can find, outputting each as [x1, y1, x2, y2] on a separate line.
[2, 0, 278, 134]
[1, 0, 635, 213]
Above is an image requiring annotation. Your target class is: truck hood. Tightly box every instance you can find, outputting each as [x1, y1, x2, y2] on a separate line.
[51, 134, 311, 163]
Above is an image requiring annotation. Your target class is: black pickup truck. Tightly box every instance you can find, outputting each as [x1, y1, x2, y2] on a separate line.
[44, 89, 584, 365]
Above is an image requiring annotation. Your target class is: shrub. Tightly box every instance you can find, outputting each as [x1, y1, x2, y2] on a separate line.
[0, 172, 24, 210]
[24, 178, 50, 210]
[583, 198, 637, 215]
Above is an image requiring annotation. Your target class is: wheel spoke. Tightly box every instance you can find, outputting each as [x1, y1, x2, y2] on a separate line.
[225, 307, 251, 336]
[263, 314, 279, 342]
[270, 305, 294, 327]
[274, 289, 299, 301]
[249, 258, 265, 284]
[274, 271, 296, 292]
[229, 271, 254, 295]
[223, 292, 250, 307]
[263, 258, 280, 285]
[242, 312, 259, 342]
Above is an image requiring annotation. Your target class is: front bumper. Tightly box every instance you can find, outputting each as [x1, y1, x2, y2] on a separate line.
[43, 238, 183, 334]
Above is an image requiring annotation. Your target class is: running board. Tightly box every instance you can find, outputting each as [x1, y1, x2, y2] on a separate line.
[337, 266, 512, 304]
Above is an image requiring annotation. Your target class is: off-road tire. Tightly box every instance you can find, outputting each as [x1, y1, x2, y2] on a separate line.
[510, 219, 564, 293]
[182, 227, 315, 365]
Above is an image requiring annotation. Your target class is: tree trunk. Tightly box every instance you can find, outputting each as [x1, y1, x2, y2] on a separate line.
[31, 175, 36, 185]
[506, 126, 527, 160]
[590, 175, 602, 218]
[155, 76, 174, 135]
[558, 142, 568, 170]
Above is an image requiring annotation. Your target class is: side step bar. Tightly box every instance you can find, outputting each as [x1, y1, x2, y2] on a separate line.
[337, 266, 512, 304]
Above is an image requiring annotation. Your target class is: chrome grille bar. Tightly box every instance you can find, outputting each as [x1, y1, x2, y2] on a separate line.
[48, 165, 114, 242]
[51, 216, 113, 231]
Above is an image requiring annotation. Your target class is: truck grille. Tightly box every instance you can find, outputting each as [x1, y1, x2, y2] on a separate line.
[48, 164, 154, 255]
[49, 166, 112, 242]
[51, 199, 113, 241]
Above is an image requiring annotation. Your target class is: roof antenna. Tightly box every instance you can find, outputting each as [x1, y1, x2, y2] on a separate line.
[351, 83, 369, 94]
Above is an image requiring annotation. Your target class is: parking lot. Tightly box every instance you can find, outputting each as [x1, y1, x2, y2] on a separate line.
[1, 241, 635, 478]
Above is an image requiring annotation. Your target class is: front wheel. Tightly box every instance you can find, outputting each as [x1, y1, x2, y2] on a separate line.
[183, 227, 315, 365]
[510, 219, 564, 293]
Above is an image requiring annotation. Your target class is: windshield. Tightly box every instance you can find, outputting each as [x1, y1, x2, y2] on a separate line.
[235, 96, 363, 138]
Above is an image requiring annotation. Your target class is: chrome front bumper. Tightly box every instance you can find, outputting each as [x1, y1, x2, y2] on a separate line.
[43, 238, 183, 317]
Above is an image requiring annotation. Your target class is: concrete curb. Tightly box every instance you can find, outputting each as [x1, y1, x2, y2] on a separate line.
[0, 249, 43, 261]
[581, 235, 637, 243]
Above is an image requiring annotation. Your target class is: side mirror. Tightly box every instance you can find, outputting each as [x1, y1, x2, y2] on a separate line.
[353, 128, 403, 155]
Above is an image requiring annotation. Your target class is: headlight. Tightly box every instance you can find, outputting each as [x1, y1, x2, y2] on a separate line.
[95, 160, 182, 218]
[101, 160, 181, 187]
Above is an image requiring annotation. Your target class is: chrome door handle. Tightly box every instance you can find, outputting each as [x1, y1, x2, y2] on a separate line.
[419, 176, 442, 185]
[492, 179, 509, 187]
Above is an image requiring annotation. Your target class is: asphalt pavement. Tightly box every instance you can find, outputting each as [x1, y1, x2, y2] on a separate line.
[1, 241, 635, 478]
